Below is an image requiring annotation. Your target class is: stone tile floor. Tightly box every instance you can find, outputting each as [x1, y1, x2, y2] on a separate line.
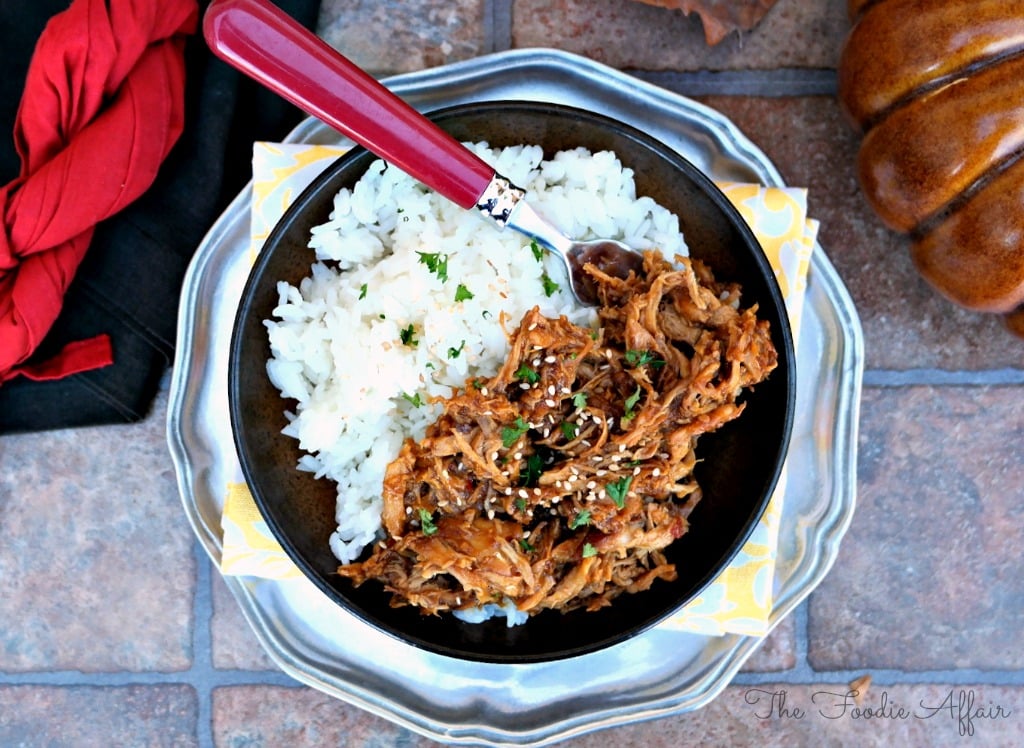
[2, 0, 1023, 745]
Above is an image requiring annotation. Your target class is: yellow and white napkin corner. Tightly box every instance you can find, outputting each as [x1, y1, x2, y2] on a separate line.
[221, 141, 818, 638]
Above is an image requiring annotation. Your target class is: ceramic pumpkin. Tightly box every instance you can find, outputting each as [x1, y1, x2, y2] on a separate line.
[838, 0, 1024, 335]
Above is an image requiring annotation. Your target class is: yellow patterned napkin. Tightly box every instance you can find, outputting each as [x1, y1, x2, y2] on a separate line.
[220, 142, 817, 637]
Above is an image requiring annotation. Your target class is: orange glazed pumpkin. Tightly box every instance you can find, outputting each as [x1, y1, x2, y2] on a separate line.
[838, 0, 1024, 336]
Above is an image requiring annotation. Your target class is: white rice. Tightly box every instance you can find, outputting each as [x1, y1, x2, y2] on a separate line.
[264, 142, 687, 569]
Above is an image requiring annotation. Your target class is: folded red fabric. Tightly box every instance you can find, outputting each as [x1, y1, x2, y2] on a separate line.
[0, 0, 198, 384]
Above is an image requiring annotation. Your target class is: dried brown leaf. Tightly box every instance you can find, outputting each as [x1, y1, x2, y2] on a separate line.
[848, 673, 872, 707]
[631, 0, 780, 45]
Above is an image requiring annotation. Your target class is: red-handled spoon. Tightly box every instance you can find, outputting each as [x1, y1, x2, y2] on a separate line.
[203, 0, 643, 305]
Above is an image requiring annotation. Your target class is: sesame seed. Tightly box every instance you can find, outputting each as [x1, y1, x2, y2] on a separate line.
[569, 474, 579, 483]
[586, 480, 596, 490]
[570, 466, 580, 475]
[519, 383, 531, 390]
[504, 487, 513, 495]
[544, 355, 556, 363]
[491, 451, 499, 461]
[598, 489, 606, 499]
[561, 387, 572, 395]
[619, 444, 627, 453]
[513, 452, 523, 460]
[518, 489, 529, 499]
[405, 506, 413, 514]
[481, 387, 489, 396]
[633, 466, 641, 476]
[528, 323, 538, 331]
[523, 531, 531, 539]
[547, 385, 556, 396]
[532, 358, 541, 366]
[652, 468, 661, 477]
[596, 469, 607, 477]
[545, 399, 556, 407]
[487, 509, 495, 519]
[533, 487, 541, 496]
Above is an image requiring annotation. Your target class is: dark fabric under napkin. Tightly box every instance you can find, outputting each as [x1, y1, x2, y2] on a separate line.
[0, 0, 322, 433]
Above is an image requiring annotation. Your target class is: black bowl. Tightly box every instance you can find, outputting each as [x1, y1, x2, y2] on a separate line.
[229, 101, 795, 663]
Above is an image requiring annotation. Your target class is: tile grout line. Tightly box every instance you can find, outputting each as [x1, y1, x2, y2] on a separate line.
[863, 367, 1024, 387]
[193, 541, 216, 748]
[486, 0, 513, 55]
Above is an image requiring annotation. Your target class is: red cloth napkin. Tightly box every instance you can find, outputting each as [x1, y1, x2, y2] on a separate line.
[0, 0, 198, 384]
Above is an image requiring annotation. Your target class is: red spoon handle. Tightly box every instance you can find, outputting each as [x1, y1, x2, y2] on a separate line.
[203, 0, 494, 210]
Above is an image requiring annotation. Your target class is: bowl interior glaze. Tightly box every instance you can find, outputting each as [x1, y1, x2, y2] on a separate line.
[229, 101, 795, 663]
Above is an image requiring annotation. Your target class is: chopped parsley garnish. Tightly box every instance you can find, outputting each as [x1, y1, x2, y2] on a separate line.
[560, 421, 579, 440]
[515, 497, 528, 513]
[519, 538, 535, 553]
[530, 239, 544, 262]
[625, 349, 665, 368]
[571, 391, 588, 409]
[582, 542, 597, 558]
[514, 364, 540, 384]
[399, 324, 419, 347]
[622, 385, 642, 421]
[606, 476, 633, 509]
[521, 453, 544, 487]
[501, 416, 530, 448]
[454, 283, 474, 302]
[568, 509, 592, 530]
[418, 508, 438, 535]
[401, 391, 424, 407]
[541, 272, 560, 297]
[471, 379, 484, 390]
[416, 251, 449, 282]
[447, 339, 466, 359]
[358, 283, 368, 300]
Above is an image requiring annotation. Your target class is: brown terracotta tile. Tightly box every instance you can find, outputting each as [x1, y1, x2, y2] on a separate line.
[512, 0, 849, 71]
[741, 611, 797, 672]
[808, 386, 1024, 671]
[211, 573, 279, 671]
[316, 0, 488, 75]
[701, 96, 1024, 369]
[556, 683, 1024, 747]
[212, 685, 437, 746]
[0, 388, 195, 672]
[0, 685, 197, 746]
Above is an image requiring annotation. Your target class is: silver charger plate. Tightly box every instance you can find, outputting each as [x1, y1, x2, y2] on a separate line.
[167, 48, 863, 746]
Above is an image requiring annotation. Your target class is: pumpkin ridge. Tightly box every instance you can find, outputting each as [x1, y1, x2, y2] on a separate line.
[851, 46, 1024, 136]
[856, 52, 1024, 234]
[839, 0, 1024, 131]
[911, 147, 1024, 245]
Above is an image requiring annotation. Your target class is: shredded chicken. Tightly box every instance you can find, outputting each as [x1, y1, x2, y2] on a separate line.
[338, 251, 778, 616]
